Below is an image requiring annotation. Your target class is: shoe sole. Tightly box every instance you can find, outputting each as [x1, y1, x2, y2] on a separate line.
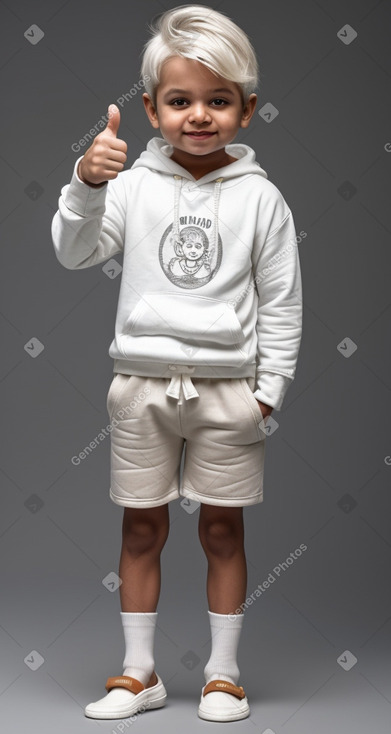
[198, 699, 250, 722]
[84, 679, 167, 719]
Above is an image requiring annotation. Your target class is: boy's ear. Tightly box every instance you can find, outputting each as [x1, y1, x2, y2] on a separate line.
[142, 93, 160, 129]
[240, 93, 258, 129]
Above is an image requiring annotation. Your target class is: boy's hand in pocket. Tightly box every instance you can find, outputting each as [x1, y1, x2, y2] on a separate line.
[78, 104, 127, 187]
[257, 400, 273, 421]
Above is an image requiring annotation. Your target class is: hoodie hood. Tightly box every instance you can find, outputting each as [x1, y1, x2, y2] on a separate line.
[130, 137, 268, 254]
[131, 136, 268, 183]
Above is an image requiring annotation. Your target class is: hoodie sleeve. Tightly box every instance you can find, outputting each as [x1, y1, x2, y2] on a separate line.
[51, 155, 125, 269]
[251, 205, 303, 411]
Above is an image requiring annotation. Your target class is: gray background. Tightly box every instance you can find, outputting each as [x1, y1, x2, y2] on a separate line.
[1, 0, 391, 731]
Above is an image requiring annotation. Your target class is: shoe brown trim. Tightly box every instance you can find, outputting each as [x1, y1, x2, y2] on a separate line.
[105, 676, 145, 694]
[203, 680, 246, 699]
[147, 671, 158, 688]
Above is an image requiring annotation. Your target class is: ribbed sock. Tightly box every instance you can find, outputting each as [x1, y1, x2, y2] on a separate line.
[203, 611, 244, 685]
[120, 611, 158, 686]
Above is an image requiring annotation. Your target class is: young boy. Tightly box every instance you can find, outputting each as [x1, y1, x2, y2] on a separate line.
[51, 4, 303, 723]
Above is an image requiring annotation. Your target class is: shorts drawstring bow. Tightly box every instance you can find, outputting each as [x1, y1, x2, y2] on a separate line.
[165, 372, 200, 400]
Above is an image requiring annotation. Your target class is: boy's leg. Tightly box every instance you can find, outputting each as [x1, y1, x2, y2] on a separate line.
[197, 504, 250, 721]
[198, 504, 247, 685]
[119, 504, 170, 612]
[119, 505, 170, 684]
[179, 377, 261, 719]
[198, 504, 246, 614]
[84, 505, 169, 718]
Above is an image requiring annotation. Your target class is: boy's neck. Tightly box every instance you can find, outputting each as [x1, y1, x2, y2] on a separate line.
[170, 147, 238, 180]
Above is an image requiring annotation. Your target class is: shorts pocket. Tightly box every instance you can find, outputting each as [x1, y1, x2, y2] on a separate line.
[240, 378, 267, 440]
[106, 373, 131, 420]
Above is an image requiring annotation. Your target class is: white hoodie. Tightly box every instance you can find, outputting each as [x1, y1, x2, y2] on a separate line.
[51, 137, 303, 410]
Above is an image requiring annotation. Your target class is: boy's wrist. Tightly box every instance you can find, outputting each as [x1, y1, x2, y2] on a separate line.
[77, 160, 107, 188]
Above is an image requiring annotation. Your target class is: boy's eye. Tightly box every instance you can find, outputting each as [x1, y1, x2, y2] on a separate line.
[170, 98, 228, 107]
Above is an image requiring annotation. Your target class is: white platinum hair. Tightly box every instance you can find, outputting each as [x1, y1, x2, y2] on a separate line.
[140, 4, 260, 107]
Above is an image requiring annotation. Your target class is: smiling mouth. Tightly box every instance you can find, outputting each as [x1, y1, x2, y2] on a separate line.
[185, 132, 216, 136]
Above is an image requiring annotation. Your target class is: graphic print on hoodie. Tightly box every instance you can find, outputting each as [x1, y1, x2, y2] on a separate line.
[159, 174, 222, 289]
[160, 222, 221, 287]
[51, 137, 303, 410]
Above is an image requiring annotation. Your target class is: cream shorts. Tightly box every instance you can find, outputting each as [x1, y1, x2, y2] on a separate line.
[106, 373, 267, 508]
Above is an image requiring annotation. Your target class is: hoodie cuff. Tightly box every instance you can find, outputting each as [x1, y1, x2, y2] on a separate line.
[253, 372, 293, 411]
[62, 155, 108, 217]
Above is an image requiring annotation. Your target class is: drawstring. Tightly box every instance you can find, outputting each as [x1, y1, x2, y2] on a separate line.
[212, 177, 223, 254]
[166, 373, 200, 400]
[171, 174, 223, 260]
[172, 174, 183, 245]
[166, 174, 224, 401]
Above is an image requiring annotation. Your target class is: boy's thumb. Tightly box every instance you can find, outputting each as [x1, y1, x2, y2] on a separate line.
[106, 104, 120, 137]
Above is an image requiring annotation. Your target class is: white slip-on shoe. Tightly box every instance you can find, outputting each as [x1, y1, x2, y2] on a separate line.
[198, 679, 250, 722]
[84, 672, 167, 719]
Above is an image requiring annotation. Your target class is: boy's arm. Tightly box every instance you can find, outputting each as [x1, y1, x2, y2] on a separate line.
[51, 154, 126, 269]
[252, 207, 303, 412]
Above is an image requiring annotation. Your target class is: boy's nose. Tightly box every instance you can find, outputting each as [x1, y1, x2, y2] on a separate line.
[188, 104, 212, 123]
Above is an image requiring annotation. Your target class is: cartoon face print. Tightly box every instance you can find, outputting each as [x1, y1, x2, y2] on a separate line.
[182, 233, 205, 261]
[159, 224, 222, 289]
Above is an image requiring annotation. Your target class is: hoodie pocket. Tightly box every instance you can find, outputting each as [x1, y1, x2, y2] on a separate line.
[124, 292, 245, 345]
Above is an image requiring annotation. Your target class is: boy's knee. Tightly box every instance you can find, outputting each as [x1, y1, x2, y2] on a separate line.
[199, 519, 242, 558]
[122, 507, 169, 554]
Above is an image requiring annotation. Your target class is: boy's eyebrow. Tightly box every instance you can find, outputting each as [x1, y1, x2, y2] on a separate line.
[163, 87, 235, 98]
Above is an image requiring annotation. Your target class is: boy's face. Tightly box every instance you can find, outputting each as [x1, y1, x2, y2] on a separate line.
[142, 56, 257, 176]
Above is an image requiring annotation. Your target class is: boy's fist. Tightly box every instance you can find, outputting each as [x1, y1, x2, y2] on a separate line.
[78, 104, 127, 187]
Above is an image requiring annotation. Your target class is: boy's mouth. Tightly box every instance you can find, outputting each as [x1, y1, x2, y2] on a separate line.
[185, 131, 216, 138]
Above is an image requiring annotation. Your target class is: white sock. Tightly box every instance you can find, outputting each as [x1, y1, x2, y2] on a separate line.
[120, 611, 158, 686]
[203, 611, 244, 685]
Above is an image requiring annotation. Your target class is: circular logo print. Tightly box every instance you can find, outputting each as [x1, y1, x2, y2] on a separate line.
[159, 223, 222, 289]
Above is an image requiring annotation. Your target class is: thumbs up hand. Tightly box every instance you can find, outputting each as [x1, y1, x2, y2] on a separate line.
[78, 104, 127, 187]
[104, 103, 121, 138]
